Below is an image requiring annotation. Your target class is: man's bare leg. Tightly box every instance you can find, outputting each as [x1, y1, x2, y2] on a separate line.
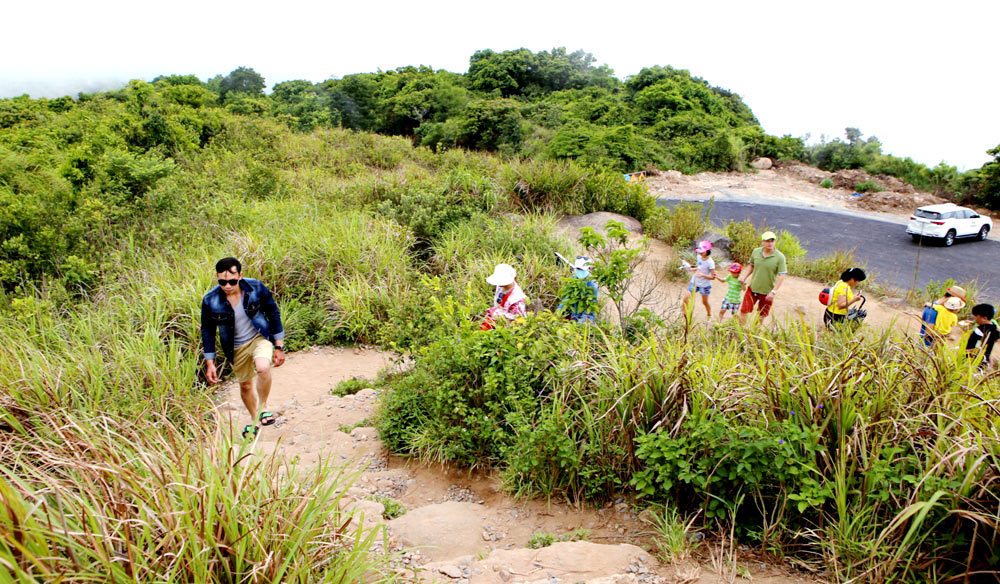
[254, 357, 272, 414]
[240, 380, 257, 420]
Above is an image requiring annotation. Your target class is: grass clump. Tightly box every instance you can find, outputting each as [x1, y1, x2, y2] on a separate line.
[333, 377, 372, 397]
[0, 406, 393, 583]
[820, 178, 834, 188]
[375, 496, 407, 520]
[854, 179, 884, 193]
[645, 201, 711, 247]
[527, 529, 590, 549]
[642, 505, 700, 562]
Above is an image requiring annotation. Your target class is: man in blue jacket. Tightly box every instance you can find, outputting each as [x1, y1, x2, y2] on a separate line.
[201, 257, 286, 439]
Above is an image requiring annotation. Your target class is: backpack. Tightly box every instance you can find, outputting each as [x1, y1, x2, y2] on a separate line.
[818, 287, 832, 306]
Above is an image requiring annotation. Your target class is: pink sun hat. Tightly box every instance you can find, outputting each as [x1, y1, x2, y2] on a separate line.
[695, 240, 712, 253]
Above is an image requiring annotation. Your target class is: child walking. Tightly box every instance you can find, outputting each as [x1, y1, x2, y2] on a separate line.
[718, 263, 744, 322]
[921, 296, 965, 347]
[965, 303, 998, 370]
[682, 240, 717, 319]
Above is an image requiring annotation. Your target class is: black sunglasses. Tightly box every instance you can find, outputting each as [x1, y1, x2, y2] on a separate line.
[218, 279, 239, 286]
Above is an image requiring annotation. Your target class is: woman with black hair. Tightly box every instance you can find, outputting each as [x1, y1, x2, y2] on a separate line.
[824, 267, 866, 329]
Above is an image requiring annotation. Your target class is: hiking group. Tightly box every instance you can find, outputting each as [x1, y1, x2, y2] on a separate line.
[201, 234, 996, 439]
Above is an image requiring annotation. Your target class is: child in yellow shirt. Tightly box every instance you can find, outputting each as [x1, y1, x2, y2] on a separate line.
[921, 296, 965, 346]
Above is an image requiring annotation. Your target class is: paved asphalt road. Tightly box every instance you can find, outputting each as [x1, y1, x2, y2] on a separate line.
[658, 198, 1000, 299]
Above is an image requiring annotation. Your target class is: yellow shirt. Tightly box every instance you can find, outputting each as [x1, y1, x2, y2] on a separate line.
[826, 281, 853, 316]
[932, 304, 958, 335]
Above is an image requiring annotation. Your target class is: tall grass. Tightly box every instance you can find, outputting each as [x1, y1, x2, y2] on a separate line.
[0, 405, 392, 582]
[379, 313, 1000, 582]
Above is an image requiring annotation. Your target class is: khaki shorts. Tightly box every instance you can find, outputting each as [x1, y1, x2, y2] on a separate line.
[232, 336, 273, 382]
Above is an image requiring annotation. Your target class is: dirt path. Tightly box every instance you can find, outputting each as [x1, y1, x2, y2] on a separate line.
[216, 347, 815, 583]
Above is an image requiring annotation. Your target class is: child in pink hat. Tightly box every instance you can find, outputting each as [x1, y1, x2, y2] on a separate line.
[682, 240, 717, 319]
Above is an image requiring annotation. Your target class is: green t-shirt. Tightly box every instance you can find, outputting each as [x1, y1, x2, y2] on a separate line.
[724, 274, 743, 303]
[748, 247, 787, 295]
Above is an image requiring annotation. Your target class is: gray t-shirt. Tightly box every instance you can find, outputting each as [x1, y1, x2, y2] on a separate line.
[233, 298, 258, 348]
[693, 256, 715, 287]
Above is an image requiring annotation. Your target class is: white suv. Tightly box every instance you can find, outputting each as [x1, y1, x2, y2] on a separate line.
[906, 203, 992, 246]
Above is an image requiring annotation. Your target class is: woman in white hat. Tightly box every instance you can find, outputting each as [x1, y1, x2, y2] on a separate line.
[481, 263, 529, 330]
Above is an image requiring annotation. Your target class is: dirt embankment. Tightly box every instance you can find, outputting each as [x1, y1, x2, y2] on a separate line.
[643, 161, 974, 219]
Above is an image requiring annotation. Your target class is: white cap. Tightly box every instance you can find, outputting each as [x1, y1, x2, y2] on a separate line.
[486, 264, 517, 286]
[572, 256, 592, 271]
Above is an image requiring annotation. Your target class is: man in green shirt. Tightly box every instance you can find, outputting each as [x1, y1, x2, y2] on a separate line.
[738, 231, 787, 324]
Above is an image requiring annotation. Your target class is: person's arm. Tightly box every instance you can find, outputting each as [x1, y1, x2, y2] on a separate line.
[769, 273, 786, 298]
[768, 254, 788, 299]
[836, 289, 849, 310]
[739, 263, 754, 284]
[259, 283, 286, 366]
[201, 298, 220, 384]
[502, 299, 527, 320]
[708, 267, 718, 281]
[260, 284, 285, 346]
[966, 328, 981, 353]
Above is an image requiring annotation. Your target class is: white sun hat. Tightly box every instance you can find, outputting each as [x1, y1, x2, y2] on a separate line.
[572, 256, 592, 271]
[943, 296, 966, 311]
[486, 263, 517, 286]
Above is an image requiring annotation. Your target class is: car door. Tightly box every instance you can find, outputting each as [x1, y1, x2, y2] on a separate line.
[967, 210, 985, 235]
[954, 209, 973, 236]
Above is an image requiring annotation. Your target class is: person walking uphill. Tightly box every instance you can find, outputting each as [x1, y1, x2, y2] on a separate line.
[481, 263, 528, 330]
[738, 231, 787, 324]
[201, 257, 286, 440]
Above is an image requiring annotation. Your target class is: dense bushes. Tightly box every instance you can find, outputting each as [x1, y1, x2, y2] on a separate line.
[377, 314, 1000, 581]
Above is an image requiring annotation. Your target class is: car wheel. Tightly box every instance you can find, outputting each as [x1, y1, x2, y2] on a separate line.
[910, 234, 921, 243]
[978, 226, 990, 241]
[944, 230, 956, 247]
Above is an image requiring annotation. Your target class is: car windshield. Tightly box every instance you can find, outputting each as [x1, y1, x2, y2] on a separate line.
[915, 209, 944, 219]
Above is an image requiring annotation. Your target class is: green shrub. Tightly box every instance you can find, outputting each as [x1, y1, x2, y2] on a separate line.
[853, 180, 883, 193]
[645, 202, 708, 247]
[376, 312, 582, 466]
[775, 229, 806, 262]
[633, 414, 828, 522]
[526, 529, 589, 549]
[333, 377, 372, 397]
[820, 178, 833, 188]
[789, 249, 863, 284]
[724, 219, 764, 265]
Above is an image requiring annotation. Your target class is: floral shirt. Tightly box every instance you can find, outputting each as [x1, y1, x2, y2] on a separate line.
[489, 284, 528, 321]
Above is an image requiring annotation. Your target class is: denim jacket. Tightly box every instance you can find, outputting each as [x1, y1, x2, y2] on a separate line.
[201, 278, 285, 362]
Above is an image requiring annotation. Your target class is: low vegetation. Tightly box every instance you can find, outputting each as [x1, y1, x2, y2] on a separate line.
[1, 67, 997, 584]
[377, 308, 999, 581]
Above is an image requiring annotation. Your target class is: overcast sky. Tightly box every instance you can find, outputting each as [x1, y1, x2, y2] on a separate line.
[3, 0, 997, 170]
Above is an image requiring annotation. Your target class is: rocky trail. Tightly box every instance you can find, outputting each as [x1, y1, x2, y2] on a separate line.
[216, 347, 814, 584]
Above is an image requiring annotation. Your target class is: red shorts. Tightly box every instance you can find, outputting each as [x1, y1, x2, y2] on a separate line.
[740, 288, 773, 317]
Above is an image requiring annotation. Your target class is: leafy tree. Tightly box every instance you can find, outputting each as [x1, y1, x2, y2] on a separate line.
[219, 66, 265, 99]
[468, 47, 615, 98]
[152, 74, 204, 87]
[458, 99, 523, 153]
[962, 144, 1000, 208]
[467, 48, 534, 97]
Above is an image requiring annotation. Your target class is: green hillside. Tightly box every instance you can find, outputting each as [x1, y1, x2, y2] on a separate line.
[0, 52, 997, 583]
